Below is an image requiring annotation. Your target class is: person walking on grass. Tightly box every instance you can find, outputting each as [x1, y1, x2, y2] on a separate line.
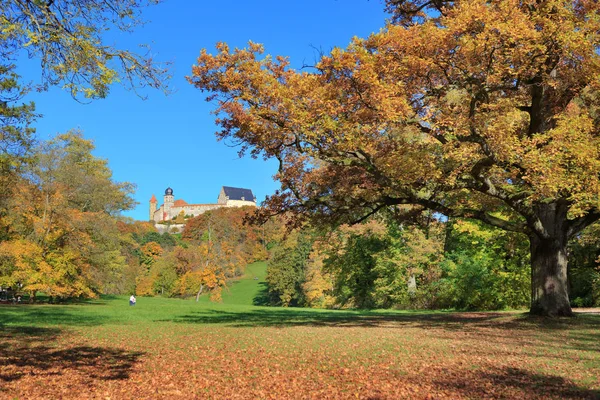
[129, 294, 136, 306]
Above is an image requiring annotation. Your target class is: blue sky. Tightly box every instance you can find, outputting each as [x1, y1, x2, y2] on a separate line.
[18, 0, 389, 221]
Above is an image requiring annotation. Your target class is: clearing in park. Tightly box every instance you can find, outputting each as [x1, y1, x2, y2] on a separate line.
[1, 262, 599, 399]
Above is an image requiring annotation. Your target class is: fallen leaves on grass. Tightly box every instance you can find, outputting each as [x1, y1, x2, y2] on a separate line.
[1, 311, 599, 399]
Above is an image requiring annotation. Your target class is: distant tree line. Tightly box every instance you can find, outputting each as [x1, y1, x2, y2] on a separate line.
[0, 144, 268, 302]
[264, 215, 600, 311]
[1, 139, 597, 310]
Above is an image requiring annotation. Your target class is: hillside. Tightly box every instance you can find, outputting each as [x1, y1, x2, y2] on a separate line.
[197, 261, 268, 306]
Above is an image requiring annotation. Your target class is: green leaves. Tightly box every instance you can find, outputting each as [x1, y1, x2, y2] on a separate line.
[0, 131, 136, 299]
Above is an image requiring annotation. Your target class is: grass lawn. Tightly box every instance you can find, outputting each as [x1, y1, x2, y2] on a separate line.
[220, 260, 270, 306]
[1, 263, 599, 399]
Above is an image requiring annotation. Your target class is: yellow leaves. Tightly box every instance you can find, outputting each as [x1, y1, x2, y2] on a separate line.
[23, 30, 40, 47]
[453, 219, 497, 242]
[135, 274, 155, 296]
[302, 248, 335, 308]
[444, 88, 468, 107]
[520, 109, 600, 206]
[0, 131, 135, 299]
[0, 240, 44, 277]
[191, 1, 600, 235]
[0, 239, 95, 298]
[2, 0, 171, 100]
[140, 242, 163, 265]
[176, 263, 226, 300]
[481, 101, 529, 164]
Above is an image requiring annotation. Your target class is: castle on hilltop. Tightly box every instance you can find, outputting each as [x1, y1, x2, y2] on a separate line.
[150, 186, 257, 222]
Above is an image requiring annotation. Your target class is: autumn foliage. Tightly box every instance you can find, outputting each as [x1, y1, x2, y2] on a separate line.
[109, 206, 271, 300]
[0, 132, 134, 300]
[0, 143, 271, 302]
[189, 0, 600, 316]
[2, 298, 600, 399]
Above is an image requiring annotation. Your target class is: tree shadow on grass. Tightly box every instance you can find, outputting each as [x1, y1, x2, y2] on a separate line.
[0, 303, 113, 327]
[1, 302, 141, 385]
[164, 307, 600, 354]
[0, 326, 144, 383]
[162, 309, 600, 397]
[434, 366, 600, 400]
[165, 306, 600, 330]
[252, 282, 270, 306]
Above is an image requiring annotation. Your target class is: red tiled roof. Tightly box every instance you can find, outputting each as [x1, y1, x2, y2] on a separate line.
[173, 199, 188, 206]
[149, 194, 157, 203]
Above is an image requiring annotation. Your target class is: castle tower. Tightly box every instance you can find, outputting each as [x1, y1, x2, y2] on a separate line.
[149, 194, 157, 221]
[163, 187, 174, 220]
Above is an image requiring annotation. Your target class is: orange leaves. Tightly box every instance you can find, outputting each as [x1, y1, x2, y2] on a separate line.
[3, 306, 600, 399]
[0, 240, 44, 289]
[0, 131, 135, 299]
[182, 206, 264, 266]
[132, 207, 269, 301]
[520, 110, 600, 210]
[140, 242, 163, 266]
[117, 220, 156, 236]
[177, 264, 226, 300]
[190, 0, 600, 250]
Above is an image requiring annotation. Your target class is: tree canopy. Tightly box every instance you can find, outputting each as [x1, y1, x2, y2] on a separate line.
[1, 0, 170, 100]
[0, 0, 170, 233]
[189, 0, 600, 316]
[0, 132, 135, 299]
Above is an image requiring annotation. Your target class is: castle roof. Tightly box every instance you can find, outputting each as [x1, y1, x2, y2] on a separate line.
[150, 194, 157, 203]
[222, 186, 255, 201]
[173, 199, 188, 207]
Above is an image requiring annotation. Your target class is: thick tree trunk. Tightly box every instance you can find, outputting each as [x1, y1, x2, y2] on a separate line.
[528, 203, 573, 317]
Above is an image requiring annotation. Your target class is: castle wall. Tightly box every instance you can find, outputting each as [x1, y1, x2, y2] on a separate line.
[172, 204, 224, 218]
[155, 223, 186, 234]
[152, 205, 163, 222]
[153, 201, 256, 223]
[225, 200, 257, 208]
[151, 187, 257, 223]
[217, 189, 227, 205]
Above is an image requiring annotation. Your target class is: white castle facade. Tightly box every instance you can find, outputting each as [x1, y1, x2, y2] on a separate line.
[150, 186, 257, 222]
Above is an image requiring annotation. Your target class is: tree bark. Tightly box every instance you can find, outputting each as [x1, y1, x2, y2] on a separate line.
[528, 203, 573, 317]
[195, 284, 203, 302]
[407, 274, 417, 297]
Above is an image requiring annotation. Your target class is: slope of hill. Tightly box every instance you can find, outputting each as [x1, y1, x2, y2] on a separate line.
[220, 261, 269, 306]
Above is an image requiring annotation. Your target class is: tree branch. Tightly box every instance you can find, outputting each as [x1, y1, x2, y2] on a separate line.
[567, 211, 600, 238]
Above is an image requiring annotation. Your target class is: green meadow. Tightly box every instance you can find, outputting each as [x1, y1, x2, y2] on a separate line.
[1, 262, 599, 399]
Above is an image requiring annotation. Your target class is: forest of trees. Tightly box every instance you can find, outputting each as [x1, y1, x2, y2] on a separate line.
[263, 215, 600, 311]
[3, 156, 597, 312]
[0, 146, 268, 302]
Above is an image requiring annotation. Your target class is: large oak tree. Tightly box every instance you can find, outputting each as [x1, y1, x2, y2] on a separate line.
[189, 0, 600, 316]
